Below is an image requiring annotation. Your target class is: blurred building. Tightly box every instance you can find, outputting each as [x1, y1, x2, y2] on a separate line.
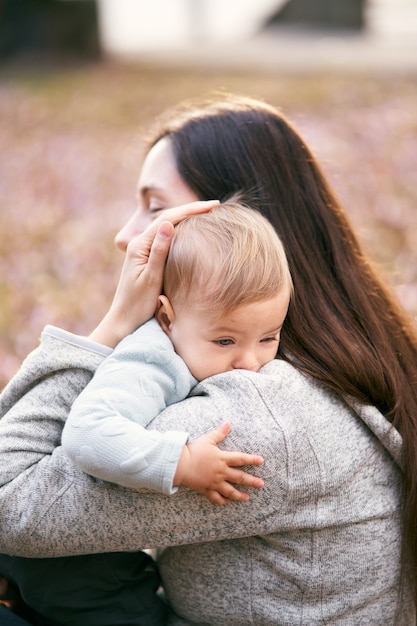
[0, 0, 413, 63]
[98, 0, 285, 56]
[97, 0, 368, 59]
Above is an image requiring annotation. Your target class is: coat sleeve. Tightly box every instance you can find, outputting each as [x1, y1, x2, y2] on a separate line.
[0, 327, 107, 485]
[61, 319, 193, 494]
[0, 333, 294, 558]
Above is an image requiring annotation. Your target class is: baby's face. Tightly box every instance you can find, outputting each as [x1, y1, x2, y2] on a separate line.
[166, 292, 290, 382]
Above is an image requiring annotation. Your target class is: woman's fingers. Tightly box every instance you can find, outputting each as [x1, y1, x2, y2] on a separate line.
[142, 221, 175, 287]
[89, 200, 219, 347]
[123, 199, 220, 307]
[128, 199, 220, 262]
[152, 199, 220, 231]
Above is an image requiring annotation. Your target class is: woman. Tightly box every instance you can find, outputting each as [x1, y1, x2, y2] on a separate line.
[0, 95, 416, 625]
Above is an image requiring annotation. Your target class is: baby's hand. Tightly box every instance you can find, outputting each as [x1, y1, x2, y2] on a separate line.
[173, 422, 264, 505]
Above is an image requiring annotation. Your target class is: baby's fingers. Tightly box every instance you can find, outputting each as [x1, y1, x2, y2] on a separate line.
[223, 450, 264, 468]
[205, 490, 231, 506]
[217, 482, 250, 503]
[224, 467, 264, 489]
[205, 483, 249, 505]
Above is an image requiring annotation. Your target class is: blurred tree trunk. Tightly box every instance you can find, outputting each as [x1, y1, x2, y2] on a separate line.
[269, 0, 366, 30]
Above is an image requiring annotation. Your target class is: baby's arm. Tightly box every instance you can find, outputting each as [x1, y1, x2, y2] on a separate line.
[62, 319, 193, 494]
[62, 319, 263, 501]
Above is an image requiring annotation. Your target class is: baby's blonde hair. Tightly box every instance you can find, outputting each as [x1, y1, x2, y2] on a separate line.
[163, 201, 293, 313]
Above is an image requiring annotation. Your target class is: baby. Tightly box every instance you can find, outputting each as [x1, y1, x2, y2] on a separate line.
[63, 201, 293, 502]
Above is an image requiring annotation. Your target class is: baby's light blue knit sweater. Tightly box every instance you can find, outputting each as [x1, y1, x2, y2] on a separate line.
[62, 319, 196, 494]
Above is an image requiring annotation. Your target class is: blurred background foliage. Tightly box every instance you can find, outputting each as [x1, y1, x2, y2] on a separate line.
[0, 59, 416, 389]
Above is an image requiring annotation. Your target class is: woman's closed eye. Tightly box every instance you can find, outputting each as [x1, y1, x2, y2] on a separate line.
[148, 206, 166, 218]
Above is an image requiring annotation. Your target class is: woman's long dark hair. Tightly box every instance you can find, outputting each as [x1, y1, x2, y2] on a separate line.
[149, 95, 417, 604]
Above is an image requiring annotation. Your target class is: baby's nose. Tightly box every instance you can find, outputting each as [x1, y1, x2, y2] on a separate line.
[232, 351, 260, 372]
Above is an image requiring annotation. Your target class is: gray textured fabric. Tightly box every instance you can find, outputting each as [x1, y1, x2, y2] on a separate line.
[0, 327, 414, 625]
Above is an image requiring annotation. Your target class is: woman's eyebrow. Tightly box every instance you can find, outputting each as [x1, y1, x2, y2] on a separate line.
[136, 184, 165, 203]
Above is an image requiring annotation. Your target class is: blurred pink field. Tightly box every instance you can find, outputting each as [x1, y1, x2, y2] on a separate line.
[0, 61, 416, 389]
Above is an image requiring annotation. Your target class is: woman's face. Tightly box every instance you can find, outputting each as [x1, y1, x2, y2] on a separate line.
[114, 137, 199, 252]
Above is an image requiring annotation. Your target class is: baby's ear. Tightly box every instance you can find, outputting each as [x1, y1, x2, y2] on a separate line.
[156, 295, 176, 334]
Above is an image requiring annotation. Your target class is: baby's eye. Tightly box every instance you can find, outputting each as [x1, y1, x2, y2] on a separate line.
[214, 338, 234, 346]
[260, 336, 278, 343]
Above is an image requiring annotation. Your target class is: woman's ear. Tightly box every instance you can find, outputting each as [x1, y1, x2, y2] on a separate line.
[156, 295, 176, 335]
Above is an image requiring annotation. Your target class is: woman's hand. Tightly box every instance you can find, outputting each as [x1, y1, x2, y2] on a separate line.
[89, 200, 219, 347]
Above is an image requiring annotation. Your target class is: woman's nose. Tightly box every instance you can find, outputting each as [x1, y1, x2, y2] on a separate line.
[114, 210, 150, 252]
